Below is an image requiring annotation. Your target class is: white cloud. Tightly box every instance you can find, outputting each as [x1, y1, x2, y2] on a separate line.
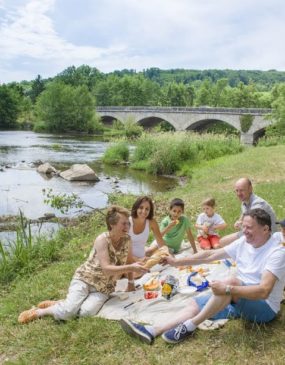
[0, 0, 285, 82]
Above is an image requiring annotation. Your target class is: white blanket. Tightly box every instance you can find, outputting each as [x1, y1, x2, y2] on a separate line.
[97, 249, 236, 329]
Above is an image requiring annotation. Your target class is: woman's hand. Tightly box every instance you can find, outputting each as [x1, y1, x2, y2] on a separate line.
[129, 262, 149, 274]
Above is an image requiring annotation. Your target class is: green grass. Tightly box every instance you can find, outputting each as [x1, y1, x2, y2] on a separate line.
[1, 145, 285, 364]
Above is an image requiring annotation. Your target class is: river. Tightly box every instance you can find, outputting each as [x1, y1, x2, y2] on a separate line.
[0, 131, 177, 222]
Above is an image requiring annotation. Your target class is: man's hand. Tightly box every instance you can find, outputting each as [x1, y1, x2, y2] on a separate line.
[161, 255, 177, 266]
[234, 220, 242, 230]
[209, 280, 228, 296]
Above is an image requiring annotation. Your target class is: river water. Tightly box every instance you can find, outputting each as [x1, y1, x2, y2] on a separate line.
[0, 131, 177, 221]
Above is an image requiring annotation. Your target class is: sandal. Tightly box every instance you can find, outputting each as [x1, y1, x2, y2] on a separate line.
[18, 308, 38, 324]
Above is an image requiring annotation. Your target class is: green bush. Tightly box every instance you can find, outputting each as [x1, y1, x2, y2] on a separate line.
[33, 120, 49, 132]
[102, 141, 129, 164]
[131, 132, 243, 175]
[257, 135, 285, 146]
[123, 117, 143, 138]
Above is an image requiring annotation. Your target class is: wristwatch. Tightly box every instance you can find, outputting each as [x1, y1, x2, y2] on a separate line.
[225, 285, 232, 295]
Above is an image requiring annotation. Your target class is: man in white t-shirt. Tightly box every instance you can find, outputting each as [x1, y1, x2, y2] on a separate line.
[220, 177, 277, 247]
[120, 209, 285, 345]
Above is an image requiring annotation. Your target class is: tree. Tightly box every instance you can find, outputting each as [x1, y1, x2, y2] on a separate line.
[0, 85, 21, 129]
[161, 82, 189, 106]
[266, 83, 285, 136]
[56, 65, 103, 90]
[30, 75, 45, 103]
[212, 78, 228, 106]
[35, 81, 99, 133]
[195, 79, 213, 106]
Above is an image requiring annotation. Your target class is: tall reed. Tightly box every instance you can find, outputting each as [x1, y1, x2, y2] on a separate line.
[0, 211, 61, 285]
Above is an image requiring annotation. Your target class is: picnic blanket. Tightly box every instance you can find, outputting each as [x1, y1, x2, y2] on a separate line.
[97, 248, 237, 330]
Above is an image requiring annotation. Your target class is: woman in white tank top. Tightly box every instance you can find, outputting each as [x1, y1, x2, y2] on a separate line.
[129, 196, 165, 261]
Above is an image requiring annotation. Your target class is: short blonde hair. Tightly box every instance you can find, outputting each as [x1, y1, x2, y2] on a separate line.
[106, 205, 129, 230]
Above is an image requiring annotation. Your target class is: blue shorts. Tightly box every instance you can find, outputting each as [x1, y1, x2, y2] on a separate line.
[194, 293, 277, 324]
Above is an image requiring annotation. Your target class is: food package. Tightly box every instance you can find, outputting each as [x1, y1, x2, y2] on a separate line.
[161, 275, 179, 300]
[143, 246, 170, 269]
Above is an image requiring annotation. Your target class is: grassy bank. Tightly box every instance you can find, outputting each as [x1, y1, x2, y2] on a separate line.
[1, 145, 285, 365]
[102, 132, 243, 175]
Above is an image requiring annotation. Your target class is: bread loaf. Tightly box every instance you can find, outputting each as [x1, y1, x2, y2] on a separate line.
[143, 246, 169, 269]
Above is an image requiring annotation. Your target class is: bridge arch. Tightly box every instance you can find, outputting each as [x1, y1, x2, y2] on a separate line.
[100, 114, 123, 127]
[185, 118, 239, 133]
[253, 127, 266, 144]
[137, 116, 175, 130]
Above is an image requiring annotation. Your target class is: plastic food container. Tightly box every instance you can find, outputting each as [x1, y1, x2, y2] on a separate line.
[144, 291, 159, 299]
[187, 272, 209, 292]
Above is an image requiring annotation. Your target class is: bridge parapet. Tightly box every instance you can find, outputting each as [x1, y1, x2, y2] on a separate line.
[96, 106, 272, 115]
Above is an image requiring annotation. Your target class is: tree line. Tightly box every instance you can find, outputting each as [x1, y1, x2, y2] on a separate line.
[0, 65, 285, 135]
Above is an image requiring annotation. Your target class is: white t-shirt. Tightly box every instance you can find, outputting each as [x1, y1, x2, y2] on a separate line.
[129, 217, 150, 258]
[224, 236, 285, 313]
[272, 231, 285, 245]
[196, 212, 225, 237]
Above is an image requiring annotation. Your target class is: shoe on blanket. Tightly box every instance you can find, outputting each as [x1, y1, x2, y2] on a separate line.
[120, 318, 154, 345]
[37, 300, 58, 309]
[161, 323, 194, 344]
[18, 308, 38, 324]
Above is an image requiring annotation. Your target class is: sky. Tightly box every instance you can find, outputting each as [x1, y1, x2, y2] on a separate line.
[0, 0, 285, 83]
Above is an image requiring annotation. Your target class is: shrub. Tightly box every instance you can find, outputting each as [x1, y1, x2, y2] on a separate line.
[33, 120, 49, 132]
[123, 117, 143, 138]
[257, 135, 285, 146]
[131, 132, 243, 175]
[102, 141, 129, 164]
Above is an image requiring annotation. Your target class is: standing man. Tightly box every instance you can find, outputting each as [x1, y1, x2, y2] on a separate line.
[120, 209, 285, 345]
[219, 177, 277, 246]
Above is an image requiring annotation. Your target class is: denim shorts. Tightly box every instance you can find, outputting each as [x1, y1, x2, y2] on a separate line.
[194, 293, 276, 324]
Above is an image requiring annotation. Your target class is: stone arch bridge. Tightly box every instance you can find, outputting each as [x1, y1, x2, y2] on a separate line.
[96, 106, 272, 145]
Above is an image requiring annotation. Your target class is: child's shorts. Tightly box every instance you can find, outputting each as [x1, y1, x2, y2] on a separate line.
[198, 235, 220, 249]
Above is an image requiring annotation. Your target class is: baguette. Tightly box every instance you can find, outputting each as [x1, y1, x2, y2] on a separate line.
[143, 246, 169, 269]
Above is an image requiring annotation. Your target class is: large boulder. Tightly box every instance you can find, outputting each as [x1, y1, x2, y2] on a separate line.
[60, 164, 99, 181]
[37, 162, 57, 175]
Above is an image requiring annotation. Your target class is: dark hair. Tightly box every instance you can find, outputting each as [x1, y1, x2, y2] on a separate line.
[170, 198, 185, 211]
[243, 208, 271, 231]
[106, 205, 129, 231]
[202, 197, 216, 208]
[131, 196, 154, 220]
